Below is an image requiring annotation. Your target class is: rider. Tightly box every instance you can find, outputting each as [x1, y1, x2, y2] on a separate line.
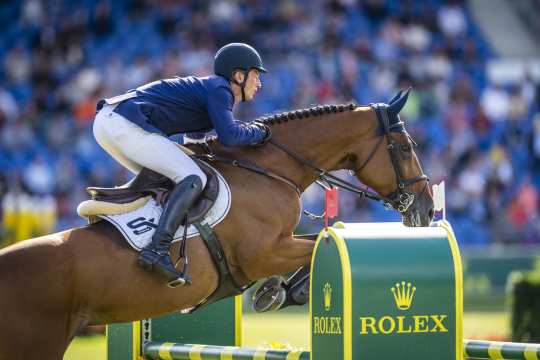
[92, 43, 270, 287]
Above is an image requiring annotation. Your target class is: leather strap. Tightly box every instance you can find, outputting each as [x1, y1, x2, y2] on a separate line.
[196, 154, 301, 197]
[187, 221, 251, 312]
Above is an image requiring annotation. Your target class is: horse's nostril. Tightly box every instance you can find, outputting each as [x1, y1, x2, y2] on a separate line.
[428, 208, 434, 219]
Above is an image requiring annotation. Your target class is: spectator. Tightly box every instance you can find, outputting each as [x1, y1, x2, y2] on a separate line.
[480, 84, 510, 122]
[507, 179, 539, 242]
[437, 0, 467, 38]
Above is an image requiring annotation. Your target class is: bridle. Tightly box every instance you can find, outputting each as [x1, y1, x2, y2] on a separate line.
[267, 103, 429, 213]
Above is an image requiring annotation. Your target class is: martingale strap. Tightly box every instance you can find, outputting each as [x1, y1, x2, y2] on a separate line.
[187, 221, 252, 312]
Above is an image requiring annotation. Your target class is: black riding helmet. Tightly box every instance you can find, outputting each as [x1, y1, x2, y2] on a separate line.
[214, 43, 267, 101]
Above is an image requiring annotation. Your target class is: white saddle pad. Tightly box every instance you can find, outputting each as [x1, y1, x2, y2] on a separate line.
[99, 171, 231, 251]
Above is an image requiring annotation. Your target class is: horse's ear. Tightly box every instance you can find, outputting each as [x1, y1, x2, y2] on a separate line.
[388, 88, 411, 117]
[388, 90, 403, 105]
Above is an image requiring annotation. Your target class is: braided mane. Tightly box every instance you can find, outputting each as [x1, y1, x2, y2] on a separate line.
[188, 102, 357, 147]
[254, 102, 357, 126]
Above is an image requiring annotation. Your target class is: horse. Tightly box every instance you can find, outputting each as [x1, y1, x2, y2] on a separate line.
[0, 90, 433, 359]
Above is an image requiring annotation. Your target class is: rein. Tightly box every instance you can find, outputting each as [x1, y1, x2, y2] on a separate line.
[195, 152, 302, 197]
[267, 140, 389, 203]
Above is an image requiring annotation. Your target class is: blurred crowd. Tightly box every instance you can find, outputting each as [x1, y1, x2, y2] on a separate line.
[0, 0, 539, 246]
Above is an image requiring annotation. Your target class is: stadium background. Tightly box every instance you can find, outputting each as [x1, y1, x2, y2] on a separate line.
[0, 0, 539, 358]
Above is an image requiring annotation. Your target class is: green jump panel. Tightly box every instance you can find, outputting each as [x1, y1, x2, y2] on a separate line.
[107, 296, 241, 360]
[310, 221, 463, 360]
[107, 322, 139, 360]
[149, 297, 241, 346]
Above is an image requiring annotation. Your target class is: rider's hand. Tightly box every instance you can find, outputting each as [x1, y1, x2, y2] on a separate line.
[252, 122, 272, 146]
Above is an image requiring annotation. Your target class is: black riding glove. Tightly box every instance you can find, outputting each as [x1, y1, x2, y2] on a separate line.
[251, 122, 272, 146]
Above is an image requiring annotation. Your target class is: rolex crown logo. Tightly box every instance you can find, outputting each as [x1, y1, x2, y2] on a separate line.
[391, 281, 416, 310]
[323, 282, 332, 311]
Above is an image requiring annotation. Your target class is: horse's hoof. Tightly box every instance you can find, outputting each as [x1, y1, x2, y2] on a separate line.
[289, 276, 310, 305]
[252, 276, 287, 313]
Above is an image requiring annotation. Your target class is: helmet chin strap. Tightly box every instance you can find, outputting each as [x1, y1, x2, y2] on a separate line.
[240, 84, 246, 102]
[233, 70, 248, 102]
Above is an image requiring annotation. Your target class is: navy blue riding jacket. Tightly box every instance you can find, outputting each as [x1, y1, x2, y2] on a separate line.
[110, 75, 265, 146]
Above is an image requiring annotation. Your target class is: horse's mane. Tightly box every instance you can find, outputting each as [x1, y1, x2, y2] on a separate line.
[187, 102, 357, 148]
[255, 102, 357, 126]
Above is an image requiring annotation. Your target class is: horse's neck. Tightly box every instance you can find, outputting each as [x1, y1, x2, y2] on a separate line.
[214, 106, 378, 192]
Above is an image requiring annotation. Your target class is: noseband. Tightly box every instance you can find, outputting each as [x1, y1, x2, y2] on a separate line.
[268, 104, 428, 213]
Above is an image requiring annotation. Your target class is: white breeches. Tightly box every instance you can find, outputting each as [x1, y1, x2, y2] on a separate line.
[93, 104, 207, 187]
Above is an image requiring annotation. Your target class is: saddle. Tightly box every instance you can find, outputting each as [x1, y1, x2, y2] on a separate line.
[85, 158, 219, 224]
[85, 157, 245, 310]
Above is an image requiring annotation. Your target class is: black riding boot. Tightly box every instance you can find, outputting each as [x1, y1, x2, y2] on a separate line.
[138, 175, 203, 288]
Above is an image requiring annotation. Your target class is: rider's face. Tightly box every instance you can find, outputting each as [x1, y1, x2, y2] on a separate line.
[242, 69, 262, 101]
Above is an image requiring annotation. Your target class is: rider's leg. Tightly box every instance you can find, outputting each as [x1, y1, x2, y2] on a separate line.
[93, 107, 143, 175]
[138, 174, 203, 287]
[93, 106, 207, 287]
[93, 105, 208, 185]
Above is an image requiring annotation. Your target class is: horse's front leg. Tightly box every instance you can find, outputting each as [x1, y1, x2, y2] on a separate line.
[236, 231, 316, 279]
[274, 234, 317, 268]
[251, 235, 317, 312]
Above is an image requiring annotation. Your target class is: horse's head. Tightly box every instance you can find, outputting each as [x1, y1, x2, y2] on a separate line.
[351, 90, 434, 227]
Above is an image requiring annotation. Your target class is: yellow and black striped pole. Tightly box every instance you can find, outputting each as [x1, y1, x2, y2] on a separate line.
[144, 343, 309, 360]
[464, 339, 540, 360]
[144, 340, 540, 360]
[143, 340, 540, 360]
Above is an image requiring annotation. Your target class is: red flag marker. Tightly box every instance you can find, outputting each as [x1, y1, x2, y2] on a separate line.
[324, 187, 339, 228]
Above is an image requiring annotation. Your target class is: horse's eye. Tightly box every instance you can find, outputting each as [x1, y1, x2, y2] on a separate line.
[401, 143, 412, 152]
